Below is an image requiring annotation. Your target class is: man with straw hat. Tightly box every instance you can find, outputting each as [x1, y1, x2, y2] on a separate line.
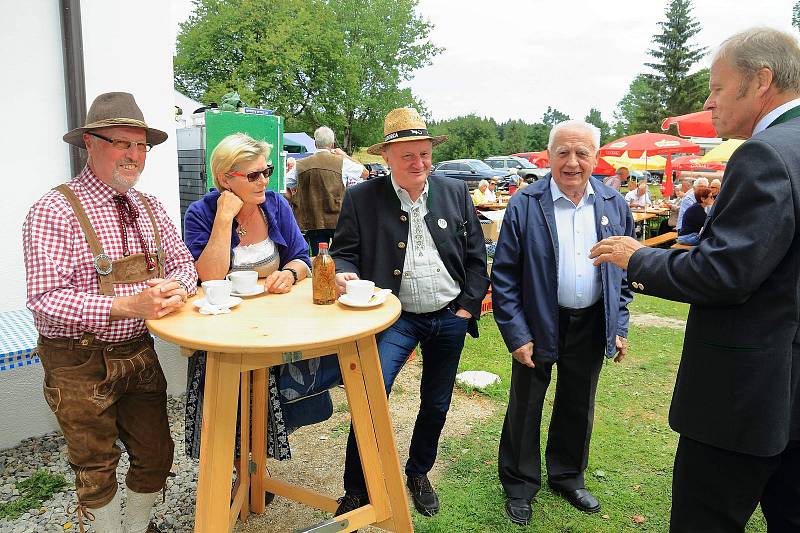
[330, 107, 489, 517]
[23, 92, 197, 533]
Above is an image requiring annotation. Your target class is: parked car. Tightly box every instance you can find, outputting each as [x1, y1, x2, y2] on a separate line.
[364, 162, 389, 179]
[484, 155, 545, 182]
[430, 159, 509, 189]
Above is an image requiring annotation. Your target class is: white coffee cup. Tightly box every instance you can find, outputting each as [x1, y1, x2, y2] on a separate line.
[202, 279, 233, 305]
[345, 279, 376, 304]
[227, 270, 259, 293]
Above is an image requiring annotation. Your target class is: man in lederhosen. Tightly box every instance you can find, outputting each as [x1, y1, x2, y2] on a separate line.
[23, 92, 197, 533]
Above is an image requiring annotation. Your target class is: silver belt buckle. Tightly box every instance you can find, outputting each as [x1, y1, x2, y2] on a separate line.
[94, 253, 113, 275]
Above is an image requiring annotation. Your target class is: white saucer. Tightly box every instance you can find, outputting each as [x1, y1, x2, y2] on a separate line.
[231, 285, 264, 297]
[193, 296, 242, 310]
[338, 289, 390, 308]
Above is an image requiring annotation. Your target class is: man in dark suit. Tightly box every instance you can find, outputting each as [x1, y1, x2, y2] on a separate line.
[330, 107, 490, 517]
[590, 27, 800, 531]
[492, 120, 634, 526]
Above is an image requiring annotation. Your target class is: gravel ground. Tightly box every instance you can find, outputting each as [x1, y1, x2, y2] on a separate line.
[0, 357, 496, 532]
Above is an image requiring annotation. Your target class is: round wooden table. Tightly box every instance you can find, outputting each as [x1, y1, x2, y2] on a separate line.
[147, 279, 411, 533]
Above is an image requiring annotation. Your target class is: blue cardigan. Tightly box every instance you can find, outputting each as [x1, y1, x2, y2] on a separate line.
[183, 189, 311, 271]
[491, 176, 635, 361]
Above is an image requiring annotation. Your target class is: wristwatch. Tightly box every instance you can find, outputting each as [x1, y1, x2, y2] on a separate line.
[281, 267, 298, 285]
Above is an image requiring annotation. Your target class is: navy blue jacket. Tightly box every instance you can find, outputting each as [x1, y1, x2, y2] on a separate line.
[491, 176, 634, 361]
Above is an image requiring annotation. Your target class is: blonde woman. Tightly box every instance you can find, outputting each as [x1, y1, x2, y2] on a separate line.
[183, 133, 338, 462]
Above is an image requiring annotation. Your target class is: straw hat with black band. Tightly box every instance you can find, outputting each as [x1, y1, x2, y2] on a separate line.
[366, 107, 447, 155]
[63, 92, 168, 149]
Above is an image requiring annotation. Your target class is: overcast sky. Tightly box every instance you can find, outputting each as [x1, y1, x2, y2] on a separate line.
[171, 0, 798, 125]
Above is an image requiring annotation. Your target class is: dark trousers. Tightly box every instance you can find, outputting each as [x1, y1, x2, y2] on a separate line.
[343, 306, 469, 495]
[306, 228, 335, 256]
[38, 334, 173, 508]
[498, 302, 605, 500]
[671, 437, 800, 533]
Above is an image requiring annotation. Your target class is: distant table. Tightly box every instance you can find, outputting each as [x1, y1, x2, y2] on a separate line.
[632, 212, 657, 223]
[477, 202, 509, 211]
[147, 280, 411, 533]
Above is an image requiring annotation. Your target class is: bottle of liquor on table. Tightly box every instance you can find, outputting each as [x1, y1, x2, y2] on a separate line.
[312, 242, 337, 305]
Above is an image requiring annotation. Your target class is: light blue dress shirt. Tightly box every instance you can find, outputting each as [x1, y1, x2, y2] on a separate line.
[550, 179, 602, 309]
[677, 189, 695, 232]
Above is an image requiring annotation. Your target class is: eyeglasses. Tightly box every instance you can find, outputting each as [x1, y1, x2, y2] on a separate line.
[87, 131, 151, 152]
[227, 165, 274, 182]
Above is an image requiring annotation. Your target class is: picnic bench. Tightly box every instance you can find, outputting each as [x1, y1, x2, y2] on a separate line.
[642, 231, 678, 248]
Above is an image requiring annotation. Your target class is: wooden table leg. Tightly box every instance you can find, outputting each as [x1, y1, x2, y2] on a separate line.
[356, 336, 413, 533]
[194, 351, 242, 533]
[249, 368, 268, 514]
[237, 371, 251, 523]
[337, 341, 391, 524]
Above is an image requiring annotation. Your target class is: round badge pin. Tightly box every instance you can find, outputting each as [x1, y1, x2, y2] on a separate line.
[438, 218, 447, 229]
[601, 216, 609, 226]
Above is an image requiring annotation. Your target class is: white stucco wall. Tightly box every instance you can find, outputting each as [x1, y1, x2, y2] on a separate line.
[0, 1, 188, 449]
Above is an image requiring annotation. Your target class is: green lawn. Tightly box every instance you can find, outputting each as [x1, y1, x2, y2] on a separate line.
[413, 294, 767, 532]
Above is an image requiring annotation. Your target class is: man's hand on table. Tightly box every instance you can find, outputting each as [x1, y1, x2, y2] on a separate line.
[111, 278, 187, 320]
[335, 272, 360, 296]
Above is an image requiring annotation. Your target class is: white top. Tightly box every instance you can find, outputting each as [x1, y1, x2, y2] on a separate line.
[624, 189, 652, 208]
[391, 175, 461, 314]
[550, 179, 602, 309]
[233, 238, 276, 267]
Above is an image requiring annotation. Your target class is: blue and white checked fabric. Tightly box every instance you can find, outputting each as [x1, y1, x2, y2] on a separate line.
[0, 309, 39, 372]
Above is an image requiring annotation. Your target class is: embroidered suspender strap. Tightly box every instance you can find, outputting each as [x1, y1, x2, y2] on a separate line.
[53, 184, 116, 296]
[133, 191, 165, 278]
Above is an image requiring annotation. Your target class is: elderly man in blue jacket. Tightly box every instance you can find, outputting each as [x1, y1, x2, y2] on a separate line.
[492, 120, 634, 526]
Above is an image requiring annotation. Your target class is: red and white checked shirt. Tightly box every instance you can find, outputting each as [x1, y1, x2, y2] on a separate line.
[23, 166, 198, 342]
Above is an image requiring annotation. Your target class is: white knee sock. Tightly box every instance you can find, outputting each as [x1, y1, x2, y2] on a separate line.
[87, 490, 124, 533]
[123, 488, 159, 533]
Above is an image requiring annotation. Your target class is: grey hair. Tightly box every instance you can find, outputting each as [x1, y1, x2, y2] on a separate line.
[694, 177, 710, 187]
[547, 120, 601, 151]
[478, 179, 489, 189]
[715, 27, 800, 96]
[314, 126, 335, 148]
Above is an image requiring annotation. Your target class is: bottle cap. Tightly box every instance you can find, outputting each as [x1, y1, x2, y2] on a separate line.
[318, 242, 329, 250]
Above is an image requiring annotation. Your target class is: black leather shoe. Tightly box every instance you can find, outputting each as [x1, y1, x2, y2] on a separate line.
[550, 486, 601, 513]
[406, 474, 440, 516]
[504, 498, 532, 526]
[334, 492, 369, 516]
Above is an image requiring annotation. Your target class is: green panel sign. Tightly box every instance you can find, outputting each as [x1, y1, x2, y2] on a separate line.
[204, 110, 285, 192]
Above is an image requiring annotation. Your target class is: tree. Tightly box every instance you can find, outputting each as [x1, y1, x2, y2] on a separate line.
[429, 115, 501, 163]
[174, 0, 440, 153]
[615, 75, 665, 134]
[175, 0, 343, 115]
[318, 0, 441, 153]
[499, 120, 531, 154]
[794, 0, 800, 30]
[645, 0, 708, 117]
[585, 108, 612, 145]
[542, 107, 571, 128]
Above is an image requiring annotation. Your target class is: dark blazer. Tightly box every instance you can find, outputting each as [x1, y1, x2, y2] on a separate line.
[492, 176, 635, 361]
[628, 115, 800, 457]
[330, 174, 489, 337]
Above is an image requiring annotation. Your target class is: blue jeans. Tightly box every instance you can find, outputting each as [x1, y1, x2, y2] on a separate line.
[342, 306, 469, 495]
[677, 232, 700, 245]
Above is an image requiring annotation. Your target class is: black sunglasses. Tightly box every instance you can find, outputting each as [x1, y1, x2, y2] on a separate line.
[227, 164, 274, 182]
